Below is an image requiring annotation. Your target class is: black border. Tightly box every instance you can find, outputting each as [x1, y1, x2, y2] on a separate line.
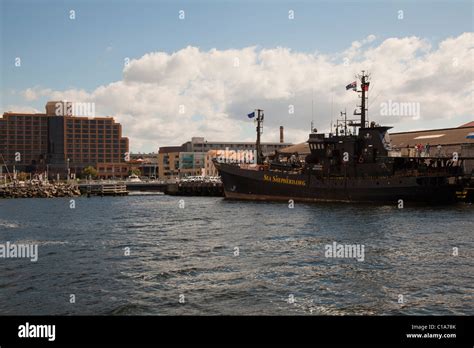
[0, 315, 472, 346]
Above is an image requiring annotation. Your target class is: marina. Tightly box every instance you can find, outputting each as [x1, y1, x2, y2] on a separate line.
[0, 0, 473, 343]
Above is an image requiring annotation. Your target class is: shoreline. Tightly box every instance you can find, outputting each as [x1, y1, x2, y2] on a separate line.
[0, 182, 81, 198]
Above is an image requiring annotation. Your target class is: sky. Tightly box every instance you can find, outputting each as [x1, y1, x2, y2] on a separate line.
[1, 0, 473, 152]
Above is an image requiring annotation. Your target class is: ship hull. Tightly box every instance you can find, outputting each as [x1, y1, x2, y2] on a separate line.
[217, 162, 461, 204]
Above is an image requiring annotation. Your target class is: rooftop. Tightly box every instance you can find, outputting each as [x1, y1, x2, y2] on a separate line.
[390, 126, 474, 147]
[159, 146, 185, 154]
[186, 140, 292, 146]
[279, 124, 474, 154]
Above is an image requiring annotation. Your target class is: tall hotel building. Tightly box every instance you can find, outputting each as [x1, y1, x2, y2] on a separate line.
[0, 101, 129, 178]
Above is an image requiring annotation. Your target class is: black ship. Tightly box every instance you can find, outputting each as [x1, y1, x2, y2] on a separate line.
[215, 71, 469, 204]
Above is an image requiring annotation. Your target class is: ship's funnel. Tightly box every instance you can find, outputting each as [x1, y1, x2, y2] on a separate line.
[280, 126, 284, 143]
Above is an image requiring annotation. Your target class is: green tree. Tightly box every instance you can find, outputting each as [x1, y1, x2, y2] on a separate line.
[129, 168, 141, 176]
[17, 172, 28, 181]
[83, 166, 98, 179]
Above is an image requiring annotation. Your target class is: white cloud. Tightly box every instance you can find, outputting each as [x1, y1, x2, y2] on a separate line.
[17, 33, 474, 152]
[4, 105, 41, 114]
[22, 87, 52, 101]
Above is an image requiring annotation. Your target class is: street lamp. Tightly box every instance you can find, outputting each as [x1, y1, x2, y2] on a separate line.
[67, 158, 70, 182]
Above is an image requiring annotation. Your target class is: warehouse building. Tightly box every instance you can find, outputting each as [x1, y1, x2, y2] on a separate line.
[279, 123, 474, 173]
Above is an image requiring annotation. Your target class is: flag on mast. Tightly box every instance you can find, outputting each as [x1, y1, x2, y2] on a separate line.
[346, 81, 357, 91]
[248, 111, 255, 118]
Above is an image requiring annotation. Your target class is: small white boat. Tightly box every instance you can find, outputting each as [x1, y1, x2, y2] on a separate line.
[127, 174, 142, 182]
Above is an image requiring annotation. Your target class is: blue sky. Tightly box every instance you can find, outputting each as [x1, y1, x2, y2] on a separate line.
[2, 0, 472, 101]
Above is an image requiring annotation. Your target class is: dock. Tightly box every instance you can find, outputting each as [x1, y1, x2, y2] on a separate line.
[78, 180, 223, 197]
[81, 183, 128, 196]
[165, 181, 224, 196]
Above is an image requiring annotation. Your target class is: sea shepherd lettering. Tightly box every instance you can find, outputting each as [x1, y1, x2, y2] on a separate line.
[263, 174, 305, 186]
[18, 322, 55, 341]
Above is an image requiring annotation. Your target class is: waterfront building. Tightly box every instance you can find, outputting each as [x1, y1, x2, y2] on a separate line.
[129, 153, 159, 178]
[181, 136, 291, 155]
[204, 150, 220, 177]
[0, 112, 49, 173]
[158, 137, 292, 179]
[0, 101, 130, 179]
[280, 124, 474, 156]
[179, 151, 206, 177]
[390, 125, 474, 174]
[158, 146, 183, 179]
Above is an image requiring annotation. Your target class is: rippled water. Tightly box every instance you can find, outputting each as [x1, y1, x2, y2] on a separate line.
[0, 195, 473, 315]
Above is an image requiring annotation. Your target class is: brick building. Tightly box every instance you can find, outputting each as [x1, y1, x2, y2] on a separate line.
[0, 101, 129, 179]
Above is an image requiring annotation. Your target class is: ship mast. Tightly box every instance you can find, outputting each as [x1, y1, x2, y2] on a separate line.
[354, 70, 370, 129]
[255, 109, 264, 164]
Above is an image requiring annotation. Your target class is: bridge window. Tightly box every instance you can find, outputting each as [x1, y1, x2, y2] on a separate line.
[381, 131, 392, 150]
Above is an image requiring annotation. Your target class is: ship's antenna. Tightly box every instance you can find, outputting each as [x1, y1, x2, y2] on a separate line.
[339, 110, 347, 136]
[354, 70, 370, 130]
[330, 94, 334, 135]
[344, 108, 347, 135]
[311, 88, 314, 132]
[367, 74, 371, 125]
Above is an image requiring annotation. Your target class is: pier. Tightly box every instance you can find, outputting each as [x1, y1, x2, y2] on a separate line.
[77, 180, 223, 197]
[165, 181, 224, 196]
[81, 183, 129, 196]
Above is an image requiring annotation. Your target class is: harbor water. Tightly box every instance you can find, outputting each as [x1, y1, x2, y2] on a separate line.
[0, 195, 473, 315]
